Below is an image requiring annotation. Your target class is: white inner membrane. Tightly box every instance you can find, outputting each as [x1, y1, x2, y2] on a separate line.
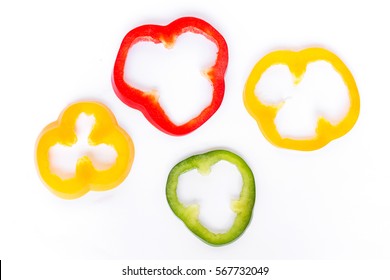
[49, 113, 117, 179]
[177, 160, 243, 234]
[124, 32, 218, 125]
[255, 61, 350, 139]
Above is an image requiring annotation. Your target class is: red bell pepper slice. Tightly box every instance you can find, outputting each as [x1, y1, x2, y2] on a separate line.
[112, 17, 228, 136]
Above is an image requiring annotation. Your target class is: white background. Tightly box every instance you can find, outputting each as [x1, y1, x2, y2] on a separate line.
[1, 0, 390, 263]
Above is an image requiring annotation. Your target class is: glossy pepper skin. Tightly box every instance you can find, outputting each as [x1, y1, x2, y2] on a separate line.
[35, 101, 134, 199]
[166, 150, 255, 246]
[112, 17, 228, 136]
[244, 47, 360, 151]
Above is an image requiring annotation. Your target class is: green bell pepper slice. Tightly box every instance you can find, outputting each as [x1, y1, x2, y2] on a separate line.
[166, 150, 256, 246]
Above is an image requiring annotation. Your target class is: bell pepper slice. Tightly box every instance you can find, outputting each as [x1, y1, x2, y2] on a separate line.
[35, 101, 134, 199]
[166, 150, 255, 246]
[112, 17, 228, 136]
[244, 47, 360, 151]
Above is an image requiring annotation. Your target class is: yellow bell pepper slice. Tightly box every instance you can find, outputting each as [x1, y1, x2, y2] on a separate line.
[244, 47, 360, 151]
[35, 101, 134, 199]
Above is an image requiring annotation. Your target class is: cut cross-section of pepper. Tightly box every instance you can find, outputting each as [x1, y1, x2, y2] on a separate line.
[166, 150, 255, 246]
[35, 101, 134, 199]
[244, 47, 360, 151]
[112, 17, 228, 136]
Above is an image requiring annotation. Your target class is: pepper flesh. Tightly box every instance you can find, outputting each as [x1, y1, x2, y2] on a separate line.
[244, 47, 360, 151]
[35, 101, 134, 199]
[112, 17, 228, 136]
[166, 150, 255, 246]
